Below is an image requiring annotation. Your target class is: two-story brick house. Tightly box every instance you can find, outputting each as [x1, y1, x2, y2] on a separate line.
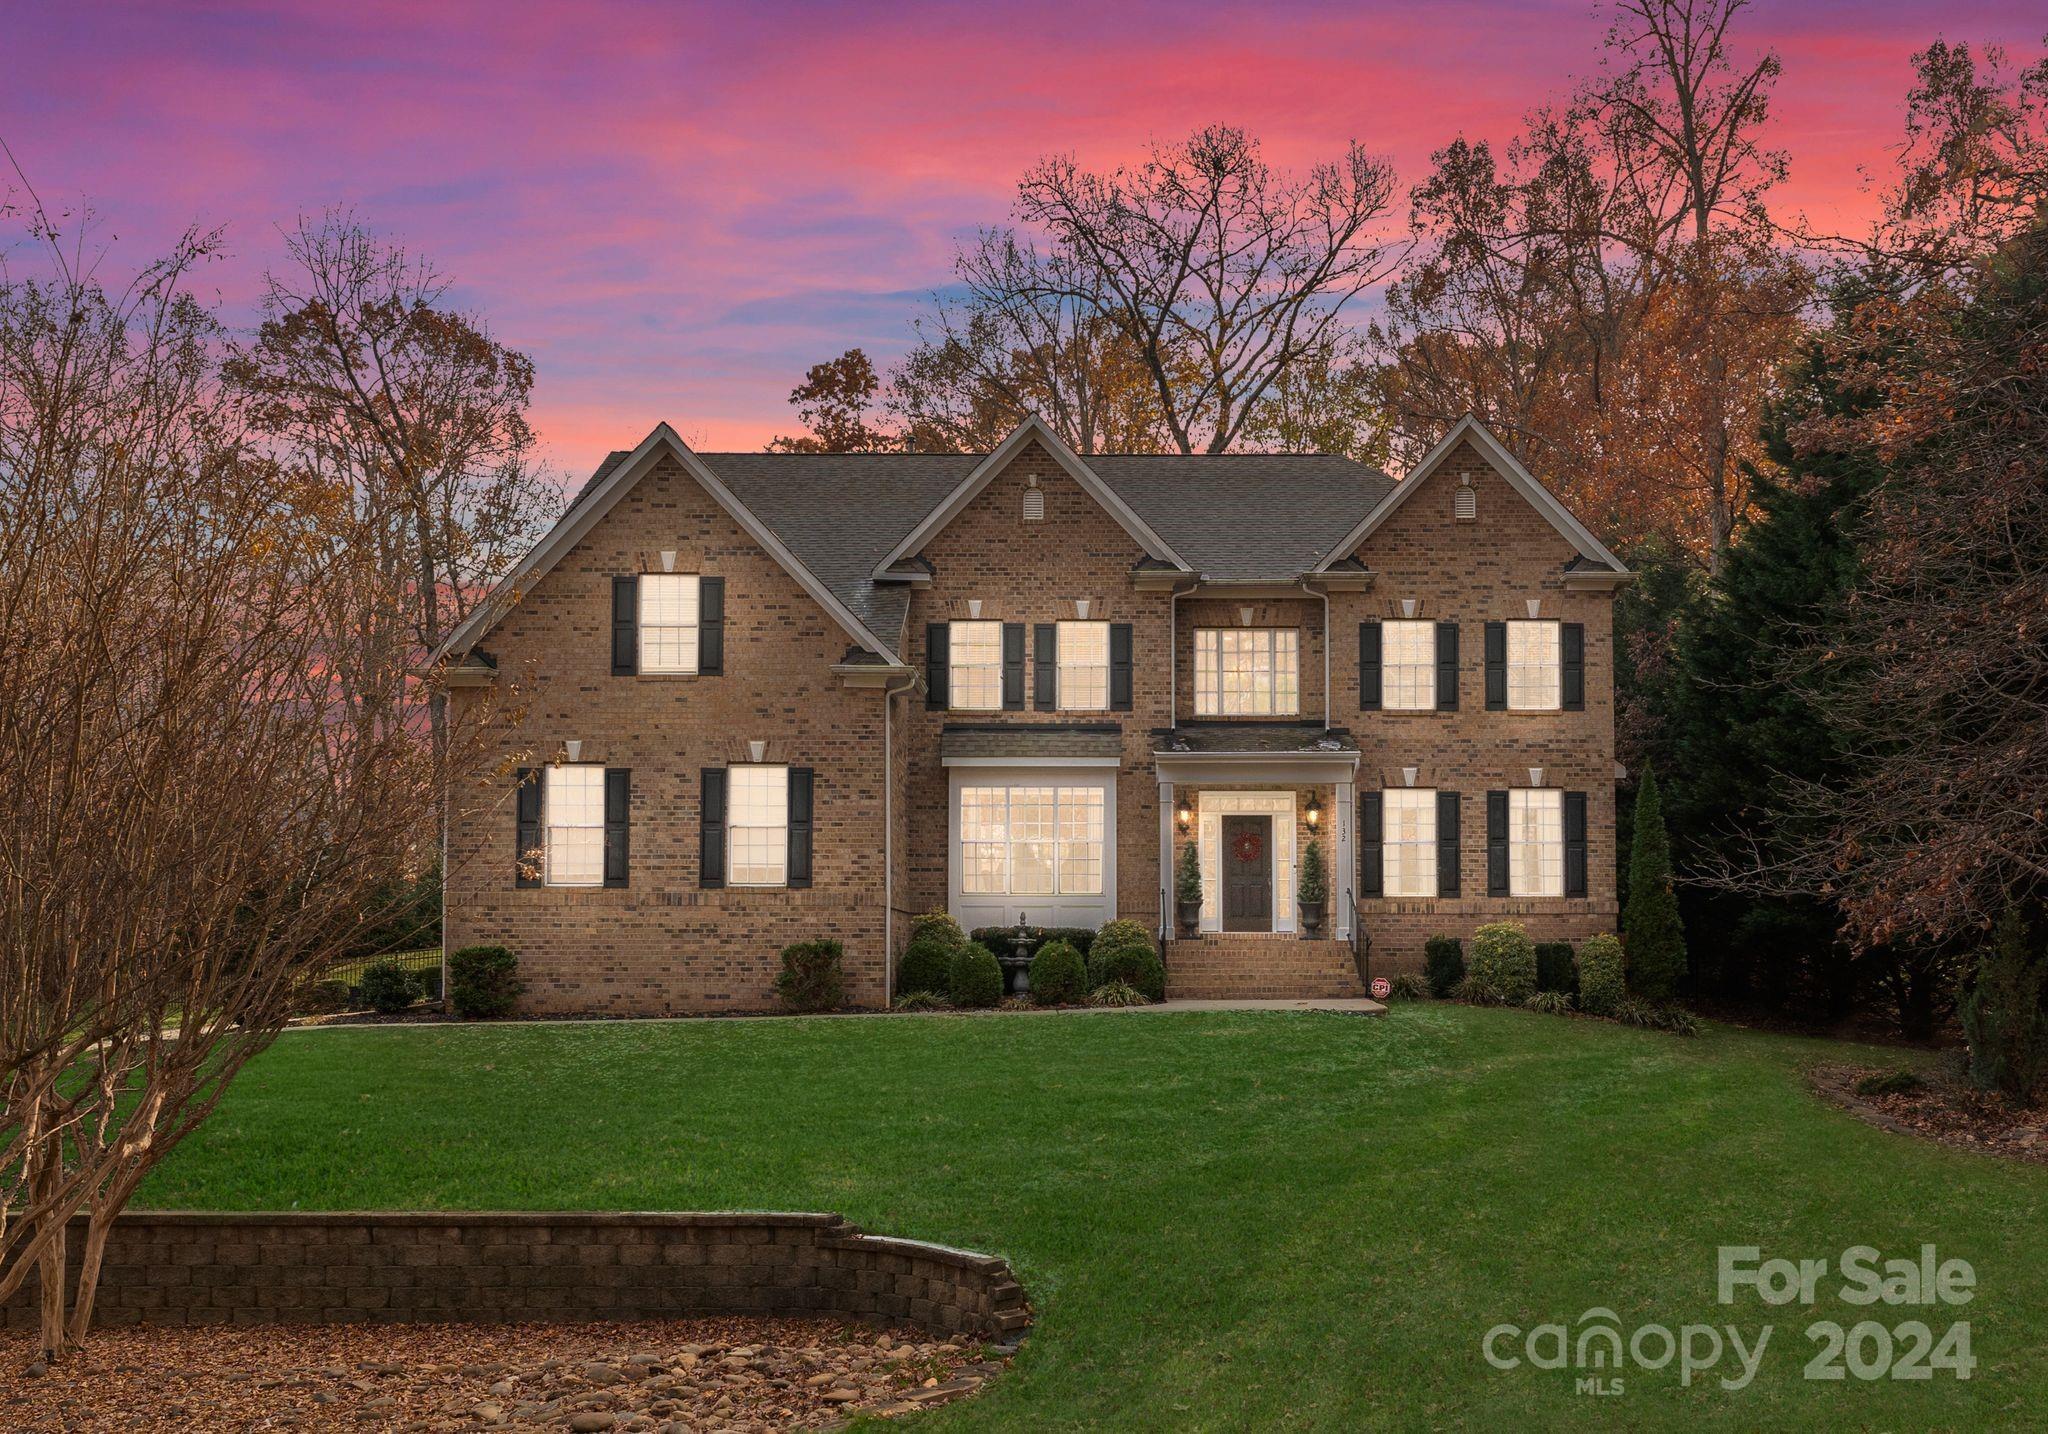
[437, 414, 1631, 1013]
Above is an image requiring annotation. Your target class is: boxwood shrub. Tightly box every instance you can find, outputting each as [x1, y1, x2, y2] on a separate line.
[898, 911, 965, 997]
[1423, 936, 1465, 997]
[449, 945, 523, 1019]
[1467, 921, 1537, 1004]
[359, 959, 421, 1015]
[1029, 939, 1088, 1004]
[1088, 919, 1165, 1001]
[1534, 941, 1577, 994]
[949, 942, 1005, 1008]
[1574, 934, 1626, 1017]
[775, 938, 845, 1013]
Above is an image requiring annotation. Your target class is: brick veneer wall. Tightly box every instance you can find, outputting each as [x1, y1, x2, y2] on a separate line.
[3, 1212, 1030, 1340]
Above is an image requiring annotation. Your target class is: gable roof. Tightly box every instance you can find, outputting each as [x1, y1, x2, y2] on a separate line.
[1313, 414, 1629, 575]
[433, 424, 914, 666]
[871, 415, 1191, 576]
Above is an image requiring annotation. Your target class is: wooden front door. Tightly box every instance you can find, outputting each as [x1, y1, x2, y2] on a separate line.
[1221, 815, 1273, 932]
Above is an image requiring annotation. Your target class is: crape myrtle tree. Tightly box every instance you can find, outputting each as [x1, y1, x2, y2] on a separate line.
[0, 209, 505, 1358]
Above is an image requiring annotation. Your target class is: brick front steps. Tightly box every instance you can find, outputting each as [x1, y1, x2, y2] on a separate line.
[1163, 935, 1367, 1000]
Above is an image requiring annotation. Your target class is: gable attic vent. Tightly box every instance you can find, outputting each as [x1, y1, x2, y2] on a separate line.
[1454, 476, 1477, 522]
[1022, 477, 1045, 523]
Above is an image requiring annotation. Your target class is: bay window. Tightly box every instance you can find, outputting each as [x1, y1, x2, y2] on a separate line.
[958, 785, 1104, 896]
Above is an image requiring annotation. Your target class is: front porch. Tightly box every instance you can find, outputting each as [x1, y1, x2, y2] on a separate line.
[1162, 932, 1366, 1000]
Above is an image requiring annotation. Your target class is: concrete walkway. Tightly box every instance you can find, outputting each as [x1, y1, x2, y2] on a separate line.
[284, 996, 1387, 1033]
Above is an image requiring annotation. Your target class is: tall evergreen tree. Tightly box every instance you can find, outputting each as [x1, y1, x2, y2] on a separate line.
[1622, 767, 1687, 999]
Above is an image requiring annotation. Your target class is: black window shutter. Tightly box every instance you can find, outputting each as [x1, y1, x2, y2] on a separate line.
[1358, 791, 1383, 898]
[611, 575, 638, 676]
[1484, 621, 1507, 710]
[1561, 621, 1585, 710]
[1564, 790, 1588, 897]
[1437, 790, 1461, 897]
[515, 767, 541, 888]
[1486, 790, 1509, 895]
[1110, 623, 1134, 711]
[925, 623, 949, 709]
[700, 768, 727, 889]
[699, 576, 725, 675]
[1002, 622, 1026, 710]
[1034, 624, 1057, 709]
[1436, 621, 1460, 711]
[787, 767, 814, 889]
[1359, 622, 1382, 710]
[603, 768, 630, 888]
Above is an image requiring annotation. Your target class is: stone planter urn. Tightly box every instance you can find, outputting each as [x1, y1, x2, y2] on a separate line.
[1176, 900, 1202, 937]
[1299, 903, 1326, 939]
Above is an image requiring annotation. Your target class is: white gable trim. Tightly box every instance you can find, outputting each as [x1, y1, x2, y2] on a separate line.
[432, 424, 898, 666]
[1313, 415, 1629, 575]
[871, 414, 1191, 577]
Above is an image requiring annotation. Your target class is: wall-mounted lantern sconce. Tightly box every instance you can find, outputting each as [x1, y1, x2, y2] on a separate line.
[1176, 800, 1194, 831]
[1304, 794, 1322, 829]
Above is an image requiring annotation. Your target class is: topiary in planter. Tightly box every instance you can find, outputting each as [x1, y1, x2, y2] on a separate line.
[1029, 939, 1088, 1004]
[1423, 936, 1465, 997]
[1088, 919, 1166, 1001]
[1534, 942, 1577, 994]
[1467, 921, 1537, 1004]
[1574, 934, 1625, 1017]
[359, 959, 422, 1015]
[449, 945, 523, 1019]
[775, 939, 845, 1013]
[948, 942, 1004, 1008]
[898, 911, 965, 998]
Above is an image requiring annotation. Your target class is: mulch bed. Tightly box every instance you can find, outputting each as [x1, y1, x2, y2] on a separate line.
[1812, 1063, 2048, 1165]
[0, 1317, 1010, 1431]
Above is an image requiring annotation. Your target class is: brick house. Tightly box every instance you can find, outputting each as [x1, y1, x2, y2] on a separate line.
[436, 414, 1632, 1013]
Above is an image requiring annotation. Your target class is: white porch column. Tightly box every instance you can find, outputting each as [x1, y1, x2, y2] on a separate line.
[1157, 778, 1174, 941]
[1335, 778, 1355, 942]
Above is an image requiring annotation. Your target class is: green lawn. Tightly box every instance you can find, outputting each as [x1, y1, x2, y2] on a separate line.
[142, 1006, 2047, 1430]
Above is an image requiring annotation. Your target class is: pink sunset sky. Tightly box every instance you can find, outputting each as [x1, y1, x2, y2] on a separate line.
[6, 1, 2043, 484]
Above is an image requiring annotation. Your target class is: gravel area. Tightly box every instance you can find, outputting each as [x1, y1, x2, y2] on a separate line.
[0, 1317, 1011, 1431]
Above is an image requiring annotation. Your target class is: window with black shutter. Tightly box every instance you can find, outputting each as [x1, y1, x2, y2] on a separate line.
[1002, 623, 1026, 709]
[1486, 790, 1509, 895]
[1358, 791, 1383, 897]
[611, 576, 638, 676]
[1484, 622, 1507, 710]
[1110, 623, 1134, 711]
[1561, 622, 1585, 711]
[1359, 622, 1382, 710]
[603, 768, 630, 888]
[1034, 624, 1057, 710]
[1564, 790, 1588, 897]
[698, 576, 725, 675]
[925, 623, 949, 709]
[515, 767, 541, 887]
[1436, 622, 1460, 711]
[700, 767, 727, 888]
[787, 767, 814, 889]
[1436, 790, 1461, 896]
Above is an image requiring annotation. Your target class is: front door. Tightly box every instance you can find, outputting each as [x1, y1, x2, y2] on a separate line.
[1221, 815, 1273, 932]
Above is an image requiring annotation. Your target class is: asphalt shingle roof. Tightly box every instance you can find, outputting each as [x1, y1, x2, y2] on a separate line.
[1154, 724, 1361, 755]
[565, 444, 1398, 649]
[940, 723, 1124, 760]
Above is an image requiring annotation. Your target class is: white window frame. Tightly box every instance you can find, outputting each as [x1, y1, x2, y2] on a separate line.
[1509, 788, 1565, 897]
[1506, 619, 1562, 711]
[1383, 620, 1436, 712]
[954, 783, 1105, 897]
[1194, 628, 1300, 716]
[728, 764, 789, 888]
[950, 620, 1004, 712]
[543, 764, 605, 888]
[1383, 788, 1437, 897]
[1057, 620, 1110, 711]
[639, 573, 701, 675]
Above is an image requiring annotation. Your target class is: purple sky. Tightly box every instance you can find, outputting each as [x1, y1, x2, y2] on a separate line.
[7, 1, 2043, 484]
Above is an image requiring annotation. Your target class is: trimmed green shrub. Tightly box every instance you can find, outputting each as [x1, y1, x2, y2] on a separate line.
[449, 945, 523, 1020]
[1534, 942, 1577, 994]
[968, 925, 1095, 959]
[909, 909, 966, 948]
[1854, 1069, 1926, 1098]
[359, 959, 421, 1015]
[1088, 919, 1166, 1001]
[1959, 908, 2048, 1101]
[1622, 768, 1687, 999]
[1468, 921, 1537, 1004]
[1029, 939, 1088, 1004]
[775, 939, 845, 1013]
[1175, 841, 1203, 905]
[1297, 837, 1328, 909]
[898, 913, 965, 998]
[1525, 990, 1575, 1017]
[1386, 972, 1430, 1001]
[1087, 980, 1149, 1007]
[295, 978, 353, 1015]
[948, 942, 1004, 1008]
[1423, 936, 1465, 997]
[1574, 934, 1626, 1017]
[892, 990, 949, 1012]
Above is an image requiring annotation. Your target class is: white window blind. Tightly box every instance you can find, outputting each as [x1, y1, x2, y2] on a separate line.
[1057, 621, 1109, 710]
[639, 574, 700, 674]
[544, 765, 605, 887]
[1507, 620, 1561, 710]
[1194, 629, 1300, 716]
[950, 620, 1003, 711]
[1509, 788, 1564, 896]
[728, 765, 788, 887]
[1383, 620, 1435, 711]
[1383, 788, 1437, 896]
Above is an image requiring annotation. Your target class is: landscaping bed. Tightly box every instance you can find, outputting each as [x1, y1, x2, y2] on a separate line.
[1812, 1063, 2048, 1165]
[0, 1318, 1007, 1431]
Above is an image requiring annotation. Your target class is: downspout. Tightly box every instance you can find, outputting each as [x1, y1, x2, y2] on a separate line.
[881, 669, 919, 1006]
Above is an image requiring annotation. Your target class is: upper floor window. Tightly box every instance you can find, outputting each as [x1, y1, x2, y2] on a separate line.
[543, 764, 605, 887]
[639, 574, 700, 674]
[1057, 620, 1109, 710]
[950, 620, 1004, 711]
[1383, 787, 1437, 896]
[1509, 788, 1564, 896]
[728, 764, 789, 887]
[1383, 620, 1436, 711]
[1507, 620, 1561, 710]
[1195, 628, 1299, 716]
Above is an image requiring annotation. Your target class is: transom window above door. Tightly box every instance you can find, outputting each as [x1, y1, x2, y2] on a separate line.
[639, 574, 700, 674]
[949, 620, 1004, 711]
[1057, 620, 1109, 710]
[1195, 628, 1300, 716]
